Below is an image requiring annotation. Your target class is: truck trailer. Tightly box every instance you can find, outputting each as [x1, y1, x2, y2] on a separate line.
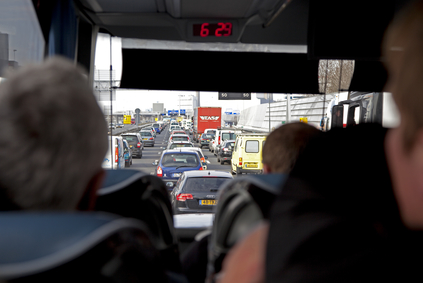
[193, 107, 222, 142]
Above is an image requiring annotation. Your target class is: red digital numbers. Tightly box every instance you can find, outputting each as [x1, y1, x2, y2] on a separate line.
[195, 23, 232, 37]
[200, 23, 209, 37]
[215, 23, 232, 37]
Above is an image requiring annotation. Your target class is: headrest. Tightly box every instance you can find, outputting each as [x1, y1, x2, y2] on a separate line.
[0, 212, 166, 282]
[96, 169, 181, 273]
[98, 169, 148, 195]
[208, 174, 287, 276]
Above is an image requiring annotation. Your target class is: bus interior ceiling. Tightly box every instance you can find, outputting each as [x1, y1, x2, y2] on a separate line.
[33, 0, 412, 94]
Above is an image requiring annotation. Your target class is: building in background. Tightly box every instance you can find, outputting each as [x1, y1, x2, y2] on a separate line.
[153, 103, 164, 113]
[178, 94, 198, 118]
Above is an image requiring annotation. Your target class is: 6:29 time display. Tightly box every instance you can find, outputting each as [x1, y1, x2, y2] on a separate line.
[193, 23, 232, 37]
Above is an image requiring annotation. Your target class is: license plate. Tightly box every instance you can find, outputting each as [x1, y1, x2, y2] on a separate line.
[143, 138, 148, 140]
[200, 200, 217, 205]
[246, 164, 258, 168]
[173, 173, 181, 177]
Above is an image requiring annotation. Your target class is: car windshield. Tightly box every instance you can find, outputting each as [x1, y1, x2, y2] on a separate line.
[202, 134, 212, 139]
[222, 133, 236, 140]
[122, 136, 137, 141]
[183, 177, 231, 192]
[170, 144, 193, 149]
[140, 132, 152, 137]
[225, 142, 235, 148]
[161, 153, 199, 167]
[153, 124, 159, 127]
[172, 136, 189, 141]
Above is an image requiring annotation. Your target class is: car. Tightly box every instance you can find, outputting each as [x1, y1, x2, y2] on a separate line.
[121, 133, 144, 158]
[170, 170, 233, 214]
[156, 149, 204, 191]
[169, 134, 190, 143]
[122, 139, 133, 167]
[140, 130, 155, 147]
[199, 133, 213, 148]
[171, 130, 187, 135]
[217, 139, 236, 165]
[153, 123, 161, 134]
[167, 141, 195, 150]
[212, 129, 236, 155]
[150, 127, 157, 137]
[182, 147, 209, 169]
[169, 125, 183, 132]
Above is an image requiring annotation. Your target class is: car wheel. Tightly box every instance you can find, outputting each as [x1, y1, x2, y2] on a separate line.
[220, 159, 224, 165]
[217, 156, 220, 162]
[138, 153, 142, 158]
[125, 162, 129, 168]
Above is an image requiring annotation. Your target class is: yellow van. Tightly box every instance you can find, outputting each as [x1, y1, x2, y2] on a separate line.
[231, 133, 267, 175]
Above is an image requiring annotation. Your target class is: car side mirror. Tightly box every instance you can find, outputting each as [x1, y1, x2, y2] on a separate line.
[204, 156, 208, 159]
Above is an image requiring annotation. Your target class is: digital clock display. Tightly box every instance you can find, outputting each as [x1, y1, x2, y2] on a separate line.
[193, 23, 233, 37]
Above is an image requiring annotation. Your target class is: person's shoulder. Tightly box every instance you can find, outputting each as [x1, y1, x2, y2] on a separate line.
[289, 123, 391, 198]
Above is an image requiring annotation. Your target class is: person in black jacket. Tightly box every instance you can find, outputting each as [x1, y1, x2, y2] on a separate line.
[266, 1, 423, 282]
[218, 1, 423, 282]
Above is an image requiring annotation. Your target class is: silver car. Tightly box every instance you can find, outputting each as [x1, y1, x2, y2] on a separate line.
[140, 130, 155, 147]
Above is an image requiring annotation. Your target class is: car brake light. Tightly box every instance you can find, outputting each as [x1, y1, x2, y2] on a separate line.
[137, 142, 141, 148]
[199, 166, 203, 170]
[218, 136, 221, 145]
[149, 137, 154, 140]
[239, 157, 242, 166]
[115, 146, 119, 163]
[177, 193, 193, 201]
[157, 166, 163, 177]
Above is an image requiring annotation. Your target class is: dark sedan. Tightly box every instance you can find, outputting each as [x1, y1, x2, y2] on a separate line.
[170, 170, 233, 214]
[217, 140, 235, 165]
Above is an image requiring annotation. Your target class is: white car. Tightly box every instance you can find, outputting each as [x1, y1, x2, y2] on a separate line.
[183, 147, 209, 170]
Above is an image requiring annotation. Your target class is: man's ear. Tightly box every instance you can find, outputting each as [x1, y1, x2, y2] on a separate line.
[263, 163, 272, 174]
[77, 169, 106, 211]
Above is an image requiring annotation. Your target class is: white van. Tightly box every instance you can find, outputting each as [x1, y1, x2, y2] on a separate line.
[102, 136, 125, 169]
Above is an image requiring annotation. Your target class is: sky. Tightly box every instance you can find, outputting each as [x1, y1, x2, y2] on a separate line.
[94, 33, 264, 113]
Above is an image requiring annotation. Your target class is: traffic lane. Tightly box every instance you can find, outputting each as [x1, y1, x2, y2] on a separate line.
[129, 128, 232, 175]
[128, 128, 168, 174]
